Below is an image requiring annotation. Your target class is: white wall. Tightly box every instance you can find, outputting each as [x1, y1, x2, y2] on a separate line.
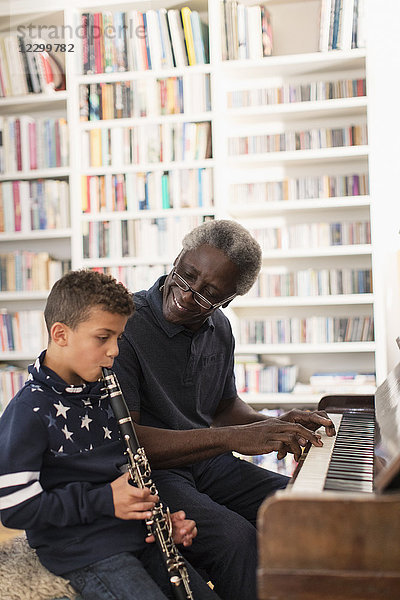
[366, 0, 400, 377]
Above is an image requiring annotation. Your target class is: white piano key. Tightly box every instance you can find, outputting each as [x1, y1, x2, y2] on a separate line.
[289, 413, 343, 494]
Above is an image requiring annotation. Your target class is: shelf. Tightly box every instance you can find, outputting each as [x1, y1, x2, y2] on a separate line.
[81, 257, 173, 268]
[82, 159, 215, 176]
[235, 342, 376, 354]
[0, 168, 70, 181]
[76, 63, 213, 85]
[242, 392, 323, 407]
[0, 352, 36, 362]
[242, 389, 376, 407]
[80, 112, 214, 129]
[227, 145, 369, 165]
[229, 196, 370, 217]
[226, 97, 368, 120]
[0, 291, 49, 301]
[220, 49, 367, 76]
[261, 244, 372, 259]
[0, 229, 72, 242]
[81, 207, 215, 221]
[0, 91, 68, 108]
[232, 294, 374, 308]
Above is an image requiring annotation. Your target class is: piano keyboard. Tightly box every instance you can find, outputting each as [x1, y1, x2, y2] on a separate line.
[289, 412, 375, 494]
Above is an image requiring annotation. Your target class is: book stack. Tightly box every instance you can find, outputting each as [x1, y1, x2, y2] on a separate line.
[0, 33, 65, 97]
[83, 214, 214, 260]
[230, 173, 369, 205]
[247, 266, 372, 298]
[220, 0, 273, 60]
[0, 251, 70, 292]
[0, 310, 47, 354]
[83, 121, 212, 167]
[0, 364, 27, 412]
[81, 7, 208, 74]
[80, 73, 211, 121]
[239, 316, 374, 345]
[231, 173, 368, 206]
[0, 116, 68, 173]
[249, 221, 371, 250]
[227, 77, 366, 108]
[309, 371, 376, 393]
[235, 358, 298, 394]
[228, 124, 368, 155]
[0, 179, 69, 232]
[319, 0, 366, 51]
[82, 169, 213, 213]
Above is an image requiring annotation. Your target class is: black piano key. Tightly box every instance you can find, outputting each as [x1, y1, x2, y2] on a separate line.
[323, 412, 375, 492]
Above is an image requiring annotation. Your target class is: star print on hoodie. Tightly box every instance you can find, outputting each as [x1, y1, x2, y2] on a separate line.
[0, 350, 147, 575]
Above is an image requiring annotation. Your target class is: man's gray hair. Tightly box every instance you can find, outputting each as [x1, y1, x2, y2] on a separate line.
[182, 219, 262, 296]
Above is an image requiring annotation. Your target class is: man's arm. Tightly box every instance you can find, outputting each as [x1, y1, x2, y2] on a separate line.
[213, 394, 336, 434]
[212, 394, 272, 426]
[130, 405, 327, 468]
[212, 394, 336, 457]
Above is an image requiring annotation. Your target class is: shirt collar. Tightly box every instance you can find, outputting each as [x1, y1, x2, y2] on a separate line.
[146, 276, 215, 338]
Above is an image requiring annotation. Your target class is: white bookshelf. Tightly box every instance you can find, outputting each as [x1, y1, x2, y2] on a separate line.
[1, 0, 398, 409]
[212, 0, 384, 406]
[0, 168, 70, 181]
[64, 0, 219, 276]
[233, 294, 374, 308]
[242, 391, 327, 409]
[229, 195, 371, 217]
[235, 342, 376, 355]
[0, 7, 72, 368]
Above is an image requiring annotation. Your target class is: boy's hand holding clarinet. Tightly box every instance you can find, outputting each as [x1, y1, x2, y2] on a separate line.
[111, 472, 197, 547]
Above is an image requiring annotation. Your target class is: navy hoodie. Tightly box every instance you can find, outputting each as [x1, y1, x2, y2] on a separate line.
[0, 351, 147, 574]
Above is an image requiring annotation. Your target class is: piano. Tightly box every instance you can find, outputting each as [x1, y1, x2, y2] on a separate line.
[257, 361, 400, 600]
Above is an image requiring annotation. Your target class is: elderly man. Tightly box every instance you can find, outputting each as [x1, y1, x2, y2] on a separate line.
[113, 220, 335, 600]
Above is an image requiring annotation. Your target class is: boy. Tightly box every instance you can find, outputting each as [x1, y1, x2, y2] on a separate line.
[0, 270, 219, 600]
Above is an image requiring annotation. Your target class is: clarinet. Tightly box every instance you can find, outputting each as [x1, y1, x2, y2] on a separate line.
[102, 368, 194, 600]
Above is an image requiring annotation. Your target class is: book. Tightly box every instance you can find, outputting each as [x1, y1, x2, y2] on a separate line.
[3, 35, 27, 96]
[158, 9, 175, 69]
[17, 36, 34, 93]
[261, 7, 273, 56]
[142, 12, 152, 69]
[181, 7, 196, 66]
[102, 12, 114, 73]
[237, 3, 247, 59]
[113, 12, 128, 71]
[190, 11, 206, 64]
[87, 13, 95, 74]
[81, 13, 90, 74]
[340, 0, 355, 49]
[89, 83, 100, 121]
[167, 10, 188, 67]
[89, 129, 102, 167]
[93, 13, 104, 74]
[247, 5, 263, 60]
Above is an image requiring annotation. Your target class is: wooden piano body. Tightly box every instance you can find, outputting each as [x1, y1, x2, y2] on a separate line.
[258, 491, 400, 600]
[257, 386, 400, 600]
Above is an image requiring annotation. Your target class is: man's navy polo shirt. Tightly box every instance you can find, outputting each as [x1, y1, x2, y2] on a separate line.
[113, 276, 237, 430]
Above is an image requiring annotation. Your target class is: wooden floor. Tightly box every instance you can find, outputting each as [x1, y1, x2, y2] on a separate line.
[0, 523, 23, 543]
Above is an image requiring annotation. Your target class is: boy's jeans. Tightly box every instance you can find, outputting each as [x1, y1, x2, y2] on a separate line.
[65, 546, 220, 600]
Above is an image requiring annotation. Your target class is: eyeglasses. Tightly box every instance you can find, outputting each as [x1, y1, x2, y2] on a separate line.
[171, 270, 236, 310]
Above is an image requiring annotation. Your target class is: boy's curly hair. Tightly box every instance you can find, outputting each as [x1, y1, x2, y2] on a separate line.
[44, 270, 134, 333]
